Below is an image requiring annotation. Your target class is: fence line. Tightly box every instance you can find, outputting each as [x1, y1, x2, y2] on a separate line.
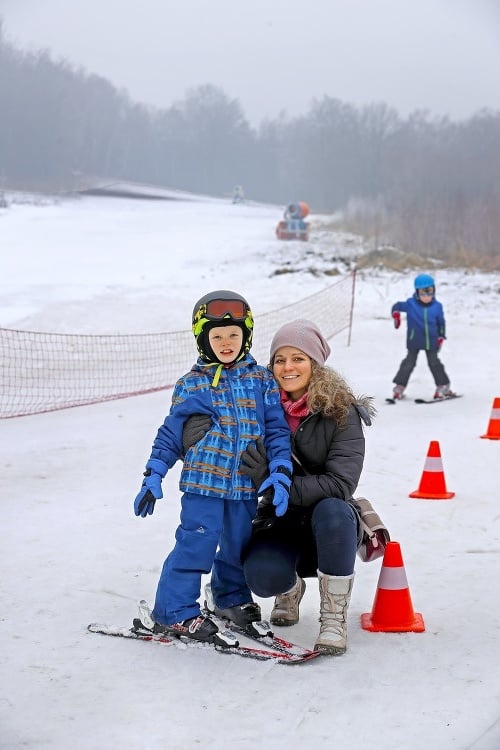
[0, 272, 355, 418]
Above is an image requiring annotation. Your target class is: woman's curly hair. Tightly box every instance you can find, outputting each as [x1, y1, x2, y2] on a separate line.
[307, 361, 357, 426]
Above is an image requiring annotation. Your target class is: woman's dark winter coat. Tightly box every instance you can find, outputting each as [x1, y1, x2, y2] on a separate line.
[288, 402, 369, 508]
[247, 398, 374, 577]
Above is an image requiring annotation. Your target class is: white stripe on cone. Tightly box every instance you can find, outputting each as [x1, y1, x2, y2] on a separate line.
[422, 457, 445, 472]
[378, 566, 409, 590]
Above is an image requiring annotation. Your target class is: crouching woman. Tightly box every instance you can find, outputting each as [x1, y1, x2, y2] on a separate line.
[241, 319, 375, 655]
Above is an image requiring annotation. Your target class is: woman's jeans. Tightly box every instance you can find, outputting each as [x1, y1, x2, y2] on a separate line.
[243, 497, 358, 597]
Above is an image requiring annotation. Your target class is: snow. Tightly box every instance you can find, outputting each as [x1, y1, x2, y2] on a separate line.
[1, 193, 499, 750]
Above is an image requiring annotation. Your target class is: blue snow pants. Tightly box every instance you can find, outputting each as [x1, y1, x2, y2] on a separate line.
[152, 492, 258, 625]
[243, 497, 358, 597]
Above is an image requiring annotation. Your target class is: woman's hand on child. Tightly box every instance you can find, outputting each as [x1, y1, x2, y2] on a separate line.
[182, 413, 212, 455]
[240, 439, 269, 489]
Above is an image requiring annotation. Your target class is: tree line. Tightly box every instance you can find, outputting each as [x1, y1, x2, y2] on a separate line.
[1, 22, 499, 265]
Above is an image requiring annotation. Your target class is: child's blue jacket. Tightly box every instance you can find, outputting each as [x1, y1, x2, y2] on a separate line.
[146, 353, 291, 501]
[392, 294, 446, 351]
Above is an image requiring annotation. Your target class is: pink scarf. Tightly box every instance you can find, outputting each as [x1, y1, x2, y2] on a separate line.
[280, 390, 310, 433]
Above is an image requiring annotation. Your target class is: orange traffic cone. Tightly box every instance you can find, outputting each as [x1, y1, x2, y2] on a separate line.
[361, 541, 425, 632]
[480, 397, 500, 440]
[409, 440, 455, 500]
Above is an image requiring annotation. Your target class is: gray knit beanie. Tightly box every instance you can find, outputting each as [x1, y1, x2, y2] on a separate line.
[269, 319, 331, 365]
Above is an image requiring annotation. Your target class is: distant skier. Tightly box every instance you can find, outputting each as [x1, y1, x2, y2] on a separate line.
[390, 273, 455, 400]
[232, 185, 245, 204]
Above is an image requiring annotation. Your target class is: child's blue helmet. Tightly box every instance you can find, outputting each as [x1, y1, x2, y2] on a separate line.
[414, 273, 435, 290]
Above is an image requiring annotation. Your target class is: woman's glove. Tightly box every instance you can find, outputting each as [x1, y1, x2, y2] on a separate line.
[392, 311, 401, 329]
[134, 458, 168, 518]
[182, 414, 212, 454]
[257, 459, 293, 517]
[240, 439, 269, 489]
[252, 495, 276, 531]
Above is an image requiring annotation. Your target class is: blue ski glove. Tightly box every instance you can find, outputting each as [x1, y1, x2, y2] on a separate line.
[134, 458, 168, 518]
[257, 459, 293, 517]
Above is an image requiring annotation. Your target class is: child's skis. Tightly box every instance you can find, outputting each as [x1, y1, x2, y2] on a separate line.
[88, 600, 320, 665]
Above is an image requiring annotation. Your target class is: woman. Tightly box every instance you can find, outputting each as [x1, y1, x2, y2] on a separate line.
[240, 319, 375, 655]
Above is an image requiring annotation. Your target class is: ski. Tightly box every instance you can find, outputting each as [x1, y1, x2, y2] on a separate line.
[87, 621, 319, 663]
[387, 394, 462, 405]
[200, 608, 319, 661]
[386, 394, 407, 404]
[414, 394, 463, 404]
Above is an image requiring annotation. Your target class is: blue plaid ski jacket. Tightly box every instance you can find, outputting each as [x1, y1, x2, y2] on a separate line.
[146, 353, 291, 501]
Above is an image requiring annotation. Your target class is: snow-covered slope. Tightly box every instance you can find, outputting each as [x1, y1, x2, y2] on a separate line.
[1, 194, 499, 750]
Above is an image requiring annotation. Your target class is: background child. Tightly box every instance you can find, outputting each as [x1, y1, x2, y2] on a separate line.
[391, 273, 454, 400]
[133, 290, 292, 647]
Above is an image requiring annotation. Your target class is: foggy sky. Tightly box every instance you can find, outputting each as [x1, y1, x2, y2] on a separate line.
[1, 0, 499, 124]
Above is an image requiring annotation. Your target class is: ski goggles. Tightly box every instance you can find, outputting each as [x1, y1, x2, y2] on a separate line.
[417, 287, 435, 297]
[192, 299, 253, 337]
[203, 298, 249, 321]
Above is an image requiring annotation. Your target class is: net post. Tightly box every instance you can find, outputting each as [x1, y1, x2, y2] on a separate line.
[347, 268, 356, 347]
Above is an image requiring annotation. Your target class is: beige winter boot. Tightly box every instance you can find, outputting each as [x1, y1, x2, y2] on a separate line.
[314, 570, 354, 655]
[270, 575, 306, 626]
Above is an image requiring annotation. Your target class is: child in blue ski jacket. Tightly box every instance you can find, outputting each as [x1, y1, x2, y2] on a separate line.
[390, 274, 454, 400]
[133, 290, 292, 647]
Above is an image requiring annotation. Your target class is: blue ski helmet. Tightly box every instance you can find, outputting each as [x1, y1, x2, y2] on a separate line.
[414, 273, 435, 290]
